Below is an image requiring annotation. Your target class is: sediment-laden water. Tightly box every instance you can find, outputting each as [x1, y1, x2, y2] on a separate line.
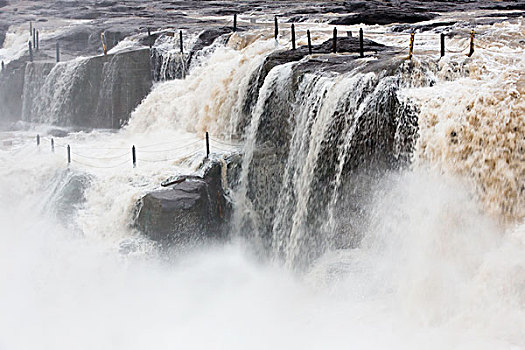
[0, 2, 524, 349]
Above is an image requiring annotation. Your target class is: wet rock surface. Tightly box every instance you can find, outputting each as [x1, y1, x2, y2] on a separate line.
[1, 1, 522, 61]
[239, 53, 420, 265]
[135, 160, 231, 247]
[0, 59, 26, 124]
[330, 10, 436, 26]
[18, 48, 152, 128]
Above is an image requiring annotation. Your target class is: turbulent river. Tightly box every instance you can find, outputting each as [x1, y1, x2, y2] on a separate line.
[0, 5, 524, 350]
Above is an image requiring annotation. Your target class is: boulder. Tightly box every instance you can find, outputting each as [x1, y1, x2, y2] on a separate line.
[135, 160, 231, 246]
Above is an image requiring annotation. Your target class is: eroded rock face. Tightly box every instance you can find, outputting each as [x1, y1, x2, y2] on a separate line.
[0, 23, 7, 48]
[135, 161, 231, 247]
[0, 59, 26, 125]
[235, 51, 420, 266]
[20, 48, 152, 128]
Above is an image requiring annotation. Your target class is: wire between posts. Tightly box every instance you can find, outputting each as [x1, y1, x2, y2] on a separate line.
[137, 149, 202, 163]
[208, 143, 234, 152]
[71, 159, 130, 169]
[476, 42, 522, 54]
[209, 137, 242, 147]
[138, 140, 202, 153]
[446, 43, 470, 54]
[138, 139, 201, 149]
[70, 150, 130, 160]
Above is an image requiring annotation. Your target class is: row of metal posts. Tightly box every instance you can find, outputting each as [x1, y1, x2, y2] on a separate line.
[22, 16, 475, 68]
[27, 22, 61, 63]
[273, 15, 474, 59]
[36, 132, 212, 167]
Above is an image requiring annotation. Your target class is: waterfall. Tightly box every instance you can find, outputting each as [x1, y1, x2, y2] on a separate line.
[151, 34, 189, 81]
[21, 49, 152, 128]
[22, 58, 87, 125]
[1, 10, 525, 349]
[127, 34, 276, 136]
[232, 58, 419, 267]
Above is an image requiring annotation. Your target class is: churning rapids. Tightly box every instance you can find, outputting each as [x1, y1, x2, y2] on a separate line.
[0, 2, 524, 349]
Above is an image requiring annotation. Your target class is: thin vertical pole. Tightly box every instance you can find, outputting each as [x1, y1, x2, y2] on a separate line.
[233, 14, 237, 32]
[333, 27, 337, 53]
[205, 132, 210, 159]
[147, 27, 151, 36]
[274, 16, 278, 40]
[51, 138, 54, 153]
[132, 145, 136, 168]
[179, 30, 183, 54]
[307, 29, 312, 54]
[28, 41, 33, 62]
[100, 33, 107, 55]
[359, 28, 364, 58]
[1, 61, 4, 72]
[408, 32, 415, 60]
[29, 22, 32, 36]
[36, 134, 40, 146]
[440, 33, 445, 57]
[33, 28, 36, 49]
[467, 30, 475, 57]
[291, 23, 296, 50]
[67, 145, 71, 165]
[36, 31, 39, 51]
[56, 42, 60, 63]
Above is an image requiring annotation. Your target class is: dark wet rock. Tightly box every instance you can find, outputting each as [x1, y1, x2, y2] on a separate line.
[135, 160, 231, 246]
[238, 35, 388, 135]
[391, 21, 457, 33]
[1, 0, 522, 63]
[52, 25, 132, 59]
[21, 48, 152, 128]
[225, 153, 243, 191]
[48, 129, 70, 138]
[239, 55, 419, 266]
[0, 23, 7, 48]
[161, 174, 202, 187]
[0, 59, 26, 124]
[331, 11, 436, 26]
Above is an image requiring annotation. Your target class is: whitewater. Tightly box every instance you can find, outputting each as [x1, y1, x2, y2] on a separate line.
[0, 11, 524, 350]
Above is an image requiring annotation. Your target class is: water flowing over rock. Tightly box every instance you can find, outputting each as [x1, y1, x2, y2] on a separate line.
[151, 27, 234, 81]
[232, 53, 419, 267]
[21, 48, 152, 128]
[0, 59, 26, 126]
[1, 3, 525, 348]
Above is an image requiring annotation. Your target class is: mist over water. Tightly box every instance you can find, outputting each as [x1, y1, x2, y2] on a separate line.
[1, 139, 524, 349]
[0, 5, 524, 350]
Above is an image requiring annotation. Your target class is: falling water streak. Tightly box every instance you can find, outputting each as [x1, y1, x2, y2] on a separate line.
[322, 73, 378, 239]
[232, 62, 296, 243]
[271, 73, 332, 259]
[283, 73, 363, 267]
[22, 58, 87, 125]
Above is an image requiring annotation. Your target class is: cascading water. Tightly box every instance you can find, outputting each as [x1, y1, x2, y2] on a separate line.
[1, 10, 524, 349]
[22, 58, 87, 125]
